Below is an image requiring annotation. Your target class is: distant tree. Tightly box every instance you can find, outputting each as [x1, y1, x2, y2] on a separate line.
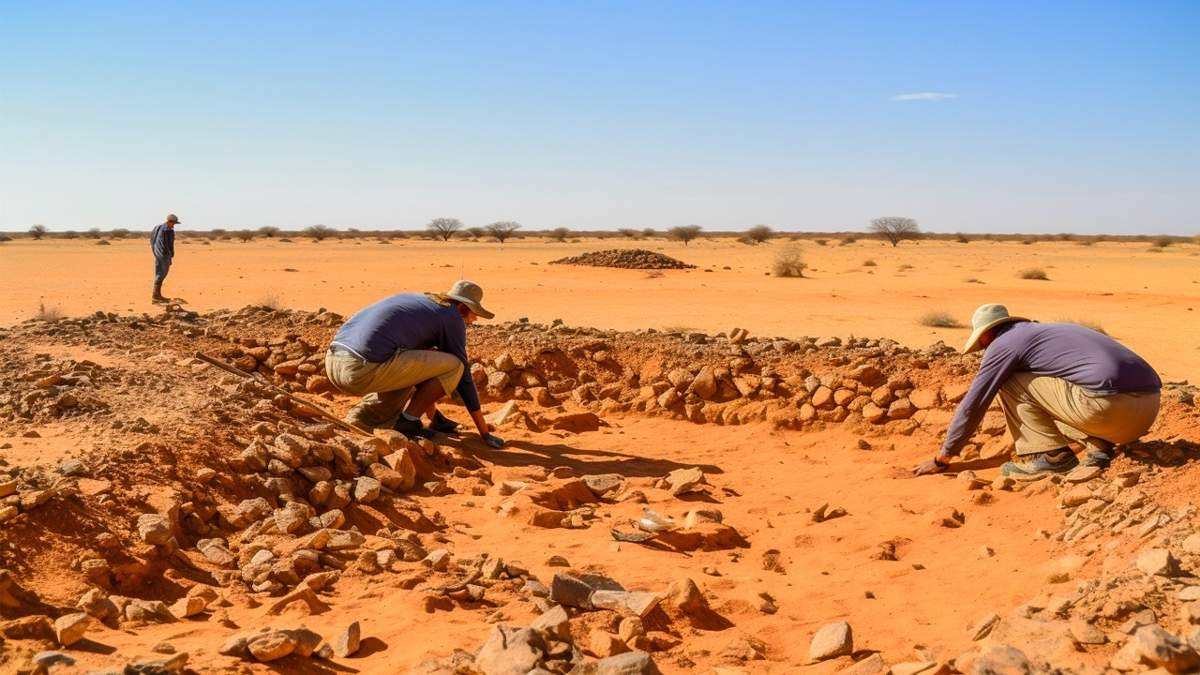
[617, 228, 638, 239]
[29, 224, 47, 240]
[236, 230, 255, 242]
[61, 231, 79, 239]
[745, 224, 773, 244]
[427, 217, 462, 241]
[257, 226, 280, 238]
[210, 228, 227, 239]
[304, 224, 336, 241]
[668, 224, 703, 246]
[954, 232, 970, 244]
[869, 217, 921, 247]
[110, 228, 131, 239]
[641, 228, 657, 239]
[549, 227, 570, 242]
[85, 228, 102, 239]
[487, 221, 521, 243]
[465, 227, 486, 240]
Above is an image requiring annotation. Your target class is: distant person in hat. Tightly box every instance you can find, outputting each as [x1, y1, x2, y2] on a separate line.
[913, 304, 1161, 478]
[150, 214, 180, 303]
[325, 280, 505, 448]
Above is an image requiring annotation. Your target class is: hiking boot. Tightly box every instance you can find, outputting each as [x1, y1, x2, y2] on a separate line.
[1079, 438, 1116, 469]
[429, 411, 461, 434]
[1000, 449, 1079, 480]
[393, 414, 434, 439]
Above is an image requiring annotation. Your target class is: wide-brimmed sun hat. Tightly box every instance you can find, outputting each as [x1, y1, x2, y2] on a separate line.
[432, 280, 494, 319]
[962, 303, 1027, 353]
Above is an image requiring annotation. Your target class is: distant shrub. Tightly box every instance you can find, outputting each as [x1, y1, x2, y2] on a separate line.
[772, 246, 807, 277]
[236, 230, 254, 242]
[304, 225, 336, 241]
[617, 228, 639, 238]
[279, 238, 293, 243]
[1060, 318, 1107, 335]
[668, 225, 703, 246]
[897, 263, 914, 271]
[862, 259, 877, 267]
[257, 226, 280, 238]
[29, 224, 48, 240]
[96, 239, 111, 246]
[814, 238, 828, 246]
[465, 227, 486, 240]
[964, 277, 984, 284]
[110, 228, 130, 239]
[487, 221, 521, 243]
[744, 225, 773, 244]
[919, 311, 963, 328]
[0, 234, 12, 243]
[955, 233, 970, 244]
[1153, 236, 1173, 248]
[427, 217, 462, 241]
[549, 227, 570, 242]
[641, 228, 657, 239]
[1019, 268, 1049, 280]
[840, 236, 857, 246]
[1076, 240, 1094, 246]
[85, 228, 102, 239]
[60, 231, 79, 239]
[35, 302, 63, 321]
[1021, 239, 1034, 245]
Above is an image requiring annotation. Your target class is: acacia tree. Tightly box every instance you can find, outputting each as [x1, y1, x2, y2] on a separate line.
[29, 224, 47, 240]
[427, 217, 462, 241]
[304, 224, 336, 241]
[869, 217, 921, 247]
[487, 221, 521, 243]
[549, 227, 570, 242]
[464, 227, 485, 240]
[668, 224, 703, 246]
[745, 224, 773, 244]
[257, 226, 280, 238]
[617, 228, 638, 239]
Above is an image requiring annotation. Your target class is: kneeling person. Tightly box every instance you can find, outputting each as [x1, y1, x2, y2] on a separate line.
[914, 304, 1160, 478]
[326, 280, 503, 447]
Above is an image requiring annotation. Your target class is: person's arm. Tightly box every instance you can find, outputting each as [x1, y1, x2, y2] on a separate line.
[166, 229, 175, 258]
[939, 341, 1023, 459]
[442, 316, 487, 435]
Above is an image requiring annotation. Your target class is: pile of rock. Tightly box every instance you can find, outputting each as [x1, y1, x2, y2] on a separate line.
[220, 621, 361, 663]
[550, 249, 695, 270]
[225, 333, 333, 394]
[0, 353, 109, 424]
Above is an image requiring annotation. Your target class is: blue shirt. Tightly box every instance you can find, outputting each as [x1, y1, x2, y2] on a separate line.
[332, 293, 481, 411]
[150, 224, 175, 260]
[941, 321, 1160, 457]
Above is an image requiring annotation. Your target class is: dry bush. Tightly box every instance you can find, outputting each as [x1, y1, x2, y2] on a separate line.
[955, 233, 970, 244]
[1021, 239, 1034, 245]
[919, 311, 963, 328]
[869, 216, 921, 246]
[549, 227, 570, 242]
[257, 226, 280, 238]
[744, 225, 773, 244]
[964, 277, 984, 284]
[772, 246, 807, 277]
[617, 228, 639, 239]
[427, 217, 462, 241]
[464, 227, 485, 240]
[1153, 236, 1173, 248]
[0, 234, 11, 243]
[668, 225, 703, 246]
[304, 225, 336, 241]
[1059, 318, 1108, 335]
[487, 221, 521, 243]
[236, 230, 254, 242]
[279, 238, 293, 243]
[85, 228, 102, 239]
[35, 302, 63, 321]
[1019, 268, 1049, 280]
[96, 239, 111, 246]
[110, 228, 130, 239]
[257, 293, 281, 310]
[1077, 240, 1094, 247]
[814, 238, 828, 246]
[862, 259, 877, 267]
[641, 228, 657, 239]
[897, 263, 914, 271]
[29, 224, 47, 240]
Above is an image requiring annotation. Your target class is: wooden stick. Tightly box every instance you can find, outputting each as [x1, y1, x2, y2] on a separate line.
[193, 351, 370, 437]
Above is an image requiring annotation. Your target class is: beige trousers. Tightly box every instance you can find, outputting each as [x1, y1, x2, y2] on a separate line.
[998, 372, 1160, 456]
[325, 348, 464, 429]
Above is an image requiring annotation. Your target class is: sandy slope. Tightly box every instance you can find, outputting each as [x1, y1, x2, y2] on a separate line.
[2, 236, 1198, 383]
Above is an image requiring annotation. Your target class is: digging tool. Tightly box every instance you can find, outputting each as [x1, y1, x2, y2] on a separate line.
[193, 351, 370, 437]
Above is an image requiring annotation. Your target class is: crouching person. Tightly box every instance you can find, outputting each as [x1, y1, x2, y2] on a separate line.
[914, 304, 1160, 478]
[325, 280, 504, 448]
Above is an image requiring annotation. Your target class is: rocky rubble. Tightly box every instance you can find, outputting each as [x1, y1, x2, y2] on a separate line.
[549, 249, 696, 270]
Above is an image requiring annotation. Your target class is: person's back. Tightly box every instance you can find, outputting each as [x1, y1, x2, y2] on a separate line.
[1003, 322, 1161, 395]
[332, 293, 457, 362]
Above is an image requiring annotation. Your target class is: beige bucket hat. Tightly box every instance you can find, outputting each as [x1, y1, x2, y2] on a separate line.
[431, 280, 494, 319]
[962, 303, 1027, 353]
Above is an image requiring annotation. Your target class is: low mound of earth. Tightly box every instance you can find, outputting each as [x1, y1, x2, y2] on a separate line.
[0, 305, 1199, 673]
[549, 249, 695, 269]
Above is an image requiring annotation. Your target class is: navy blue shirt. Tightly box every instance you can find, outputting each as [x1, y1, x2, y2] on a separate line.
[941, 321, 1160, 457]
[150, 224, 175, 260]
[332, 293, 481, 411]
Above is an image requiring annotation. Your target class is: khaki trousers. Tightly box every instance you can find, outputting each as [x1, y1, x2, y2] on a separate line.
[998, 372, 1160, 457]
[325, 348, 464, 429]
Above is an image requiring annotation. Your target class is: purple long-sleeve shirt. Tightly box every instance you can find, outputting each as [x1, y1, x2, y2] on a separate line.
[331, 293, 481, 412]
[940, 321, 1160, 457]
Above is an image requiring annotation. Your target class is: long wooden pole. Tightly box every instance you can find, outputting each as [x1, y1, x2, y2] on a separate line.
[193, 351, 370, 437]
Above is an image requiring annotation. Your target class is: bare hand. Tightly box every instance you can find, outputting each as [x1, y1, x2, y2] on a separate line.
[483, 433, 505, 449]
[912, 457, 949, 476]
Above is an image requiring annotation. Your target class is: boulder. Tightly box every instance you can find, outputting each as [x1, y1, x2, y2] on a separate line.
[808, 621, 853, 661]
[475, 624, 546, 675]
[137, 513, 172, 545]
[53, 613, 90, 646]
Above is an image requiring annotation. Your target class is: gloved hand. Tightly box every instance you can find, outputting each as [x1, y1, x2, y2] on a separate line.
[483, 433, 505, 449]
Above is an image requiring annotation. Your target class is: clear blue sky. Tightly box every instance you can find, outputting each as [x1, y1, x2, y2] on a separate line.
[1, 1, 1196, 234]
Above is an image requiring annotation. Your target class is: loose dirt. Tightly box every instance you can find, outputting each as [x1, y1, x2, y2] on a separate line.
[1, 304, 1199, 673]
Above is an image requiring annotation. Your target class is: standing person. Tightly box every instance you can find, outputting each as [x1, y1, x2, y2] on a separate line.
[150, 214, 179, 303]
[913, 304, 1161, 478]
[325, 280, 505, 448]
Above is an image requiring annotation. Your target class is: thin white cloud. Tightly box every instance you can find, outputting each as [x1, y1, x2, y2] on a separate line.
[890, 92, 959, 102]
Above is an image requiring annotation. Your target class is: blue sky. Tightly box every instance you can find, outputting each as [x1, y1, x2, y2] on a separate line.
[1, 1, 1196, 233]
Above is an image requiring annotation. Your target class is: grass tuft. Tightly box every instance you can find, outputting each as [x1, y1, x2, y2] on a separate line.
[1018, 268, 1049, 280]
[919, 311, 963, 328]
[35, 302, 64, 321]
[772, 246, 807, 277]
